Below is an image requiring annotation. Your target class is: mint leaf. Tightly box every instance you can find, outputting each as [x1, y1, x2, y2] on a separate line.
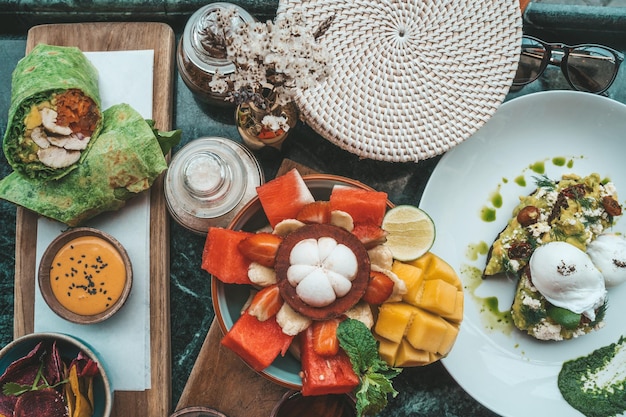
[337, 319, 401, 417]
[337, 318, 378, 369]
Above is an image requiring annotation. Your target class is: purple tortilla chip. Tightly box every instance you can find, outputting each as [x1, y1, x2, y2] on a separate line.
[0, 341, 66, 416]
[14, 388, 68, 417]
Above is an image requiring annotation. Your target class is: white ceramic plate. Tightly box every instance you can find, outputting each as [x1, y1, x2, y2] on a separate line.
[420, 91, 626, 417]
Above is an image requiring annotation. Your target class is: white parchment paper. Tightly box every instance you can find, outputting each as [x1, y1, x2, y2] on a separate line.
[34, 50, 155, 391]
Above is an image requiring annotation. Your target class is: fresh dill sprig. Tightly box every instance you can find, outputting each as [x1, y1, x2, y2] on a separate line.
[526, 234, 540, 249]
[550, 227, 568, 241]
[551, 227, 587, 243]
[578, 197, 594, 210]
[533, 175, 556, 190]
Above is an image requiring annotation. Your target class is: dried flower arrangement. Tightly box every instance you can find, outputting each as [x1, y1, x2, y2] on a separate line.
[208, 7, 334, 110]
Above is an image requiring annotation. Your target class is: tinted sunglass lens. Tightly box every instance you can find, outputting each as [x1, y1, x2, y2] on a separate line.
[566, 46, 618, 93]
[513, 38, 547, 85]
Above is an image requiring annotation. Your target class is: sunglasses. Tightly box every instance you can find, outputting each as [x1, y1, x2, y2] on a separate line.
[512, 35, 624, 94]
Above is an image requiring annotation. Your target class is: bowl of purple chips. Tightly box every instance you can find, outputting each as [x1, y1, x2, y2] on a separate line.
[0, 332, 112, 417]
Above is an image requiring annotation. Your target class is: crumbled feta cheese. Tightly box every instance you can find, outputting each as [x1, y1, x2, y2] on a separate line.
[545, 190, 558, 205]
[583, 207, 603, 218]
[528, 221, 551, 238]
[590, 223, 604, 236]
[601, 182, 617, 197]
[522, 294, 541, 309]
[533, 320, 564, 341]
[535, 187, 548, 199]
[508, 259, 520, 272]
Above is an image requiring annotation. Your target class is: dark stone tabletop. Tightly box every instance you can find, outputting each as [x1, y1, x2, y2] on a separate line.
[1, 2, 625, 416]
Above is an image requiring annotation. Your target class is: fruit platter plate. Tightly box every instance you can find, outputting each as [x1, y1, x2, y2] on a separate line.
[211, 173, 390, 388]
[420, 91, 626, 417]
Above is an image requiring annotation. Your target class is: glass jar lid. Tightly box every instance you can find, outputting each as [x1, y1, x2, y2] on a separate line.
[181, 2, 255, 75]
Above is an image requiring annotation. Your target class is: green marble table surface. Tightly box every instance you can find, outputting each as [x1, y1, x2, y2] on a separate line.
[1, 3, 626, 416]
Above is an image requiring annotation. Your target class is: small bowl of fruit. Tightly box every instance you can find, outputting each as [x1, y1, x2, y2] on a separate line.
[0, 332, 112, 417]
[205, 169, 463, 414]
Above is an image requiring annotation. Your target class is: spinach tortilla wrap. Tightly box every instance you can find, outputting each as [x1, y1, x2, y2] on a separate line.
[0, 103, 181, 226]
[4, 43, 103, 181]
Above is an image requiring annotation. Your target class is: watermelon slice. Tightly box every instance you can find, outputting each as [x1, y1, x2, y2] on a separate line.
[202, 227, 253, 284]
[256, 168, 315, 228]
[329, 186, 388, 226]
[300, 325, 359, 396]
[221, 312, 295, 371]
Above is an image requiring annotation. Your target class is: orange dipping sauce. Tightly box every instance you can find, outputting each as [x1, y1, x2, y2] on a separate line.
[49, 235, 127, 316]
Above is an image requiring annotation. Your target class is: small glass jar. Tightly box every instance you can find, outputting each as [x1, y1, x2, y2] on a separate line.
[177, 2, 255, 105]
[236, 99, 298, 150]
[164, 137, 264, 234]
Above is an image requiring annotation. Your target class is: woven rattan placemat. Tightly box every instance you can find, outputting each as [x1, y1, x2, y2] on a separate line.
[277, 0, 523, 162]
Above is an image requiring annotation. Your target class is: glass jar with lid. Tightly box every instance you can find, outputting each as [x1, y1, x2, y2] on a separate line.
[177, 2, 255, 105]
[164, 137, 264, 234]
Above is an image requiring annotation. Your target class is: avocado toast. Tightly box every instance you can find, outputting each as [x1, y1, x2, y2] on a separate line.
[484, 173, 621, 340]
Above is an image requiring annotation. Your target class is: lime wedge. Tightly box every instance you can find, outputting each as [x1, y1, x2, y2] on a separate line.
[382, 205, 436, 261]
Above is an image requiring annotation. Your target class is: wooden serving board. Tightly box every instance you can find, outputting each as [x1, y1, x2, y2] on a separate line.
[14, 22, 174, 417]
[176, 160, 317, 417]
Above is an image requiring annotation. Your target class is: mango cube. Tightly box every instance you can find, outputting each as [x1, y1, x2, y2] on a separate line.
[376, 335, 399, 366]
[443, 290, 464, 323]
[375, 302, 416, 343]
[395, 339, 431, 367]
[391, 261, 424, 306]
[410, 252, 462, 290]
[417, 279, 458, 316]
[409, 251, 432, 271]
[405, 308, 448, 353]
[437, 320, 460, 355]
